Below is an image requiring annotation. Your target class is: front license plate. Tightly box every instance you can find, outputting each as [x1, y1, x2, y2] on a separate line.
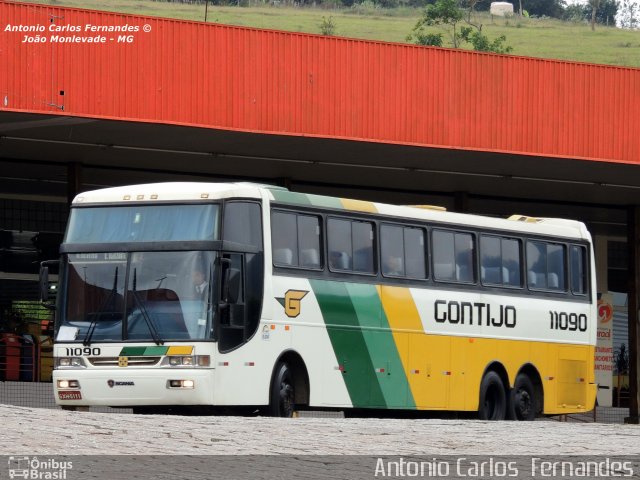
[58, 391, 82, 400]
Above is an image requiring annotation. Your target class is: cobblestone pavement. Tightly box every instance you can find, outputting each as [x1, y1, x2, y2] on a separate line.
[2, 404, 639, 455]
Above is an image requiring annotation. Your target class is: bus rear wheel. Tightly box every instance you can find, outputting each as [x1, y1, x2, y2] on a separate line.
[478, 371, 507, 420]
[269, 362, 295, 418]
[508, 373, 537, 421]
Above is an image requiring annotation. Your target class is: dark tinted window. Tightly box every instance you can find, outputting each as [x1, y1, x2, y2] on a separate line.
[527, 241, 566, 291]
[433, 230, 475, 283]
[570, 245, 587, 295]
[328, 218, 374, 274]
[223, 202, 262, 248]
[272, 212, 297, 266]
[381, 224, 427, 279]
[480, 235, 522, 287]
[271, 211, 321, 269]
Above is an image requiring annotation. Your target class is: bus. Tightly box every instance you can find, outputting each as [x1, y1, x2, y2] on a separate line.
[46, 182, 597, 419]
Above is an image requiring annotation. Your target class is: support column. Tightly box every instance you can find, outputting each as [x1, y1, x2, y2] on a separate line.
[453, 191, 469, 213]
[626, 206, 640, 424]
[67, 162, 83, 206]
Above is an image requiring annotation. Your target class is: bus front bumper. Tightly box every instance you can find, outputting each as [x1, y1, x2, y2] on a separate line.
[53, 368, 215, 407]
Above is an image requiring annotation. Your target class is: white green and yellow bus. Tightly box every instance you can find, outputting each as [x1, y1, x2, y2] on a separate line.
[47, 182, 596, 419]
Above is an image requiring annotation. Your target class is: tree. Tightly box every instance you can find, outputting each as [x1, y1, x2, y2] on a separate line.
[521, 0, 565, 18]
[589, 0, 601, 30]
[407, 0, 513, 53]
[408, 0, 465, 48]
[562, 0, 618, 25]
[618, 0, 639, 28]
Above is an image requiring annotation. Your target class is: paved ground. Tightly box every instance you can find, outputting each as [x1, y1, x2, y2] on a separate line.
[2, 404, 639, 456]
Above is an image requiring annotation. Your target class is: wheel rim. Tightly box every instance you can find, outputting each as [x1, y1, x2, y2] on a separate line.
[279, 375, 294, 417]
[515, 388, 532, 419]
[485, 384, 500, 419]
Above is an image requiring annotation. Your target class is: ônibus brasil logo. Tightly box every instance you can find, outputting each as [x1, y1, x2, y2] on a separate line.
[7, 456, 72, 479]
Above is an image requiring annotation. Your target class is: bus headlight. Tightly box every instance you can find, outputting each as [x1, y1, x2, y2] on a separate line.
[57, 379, 80, 389]
[55, 357, 86, 368]
[162, 356, 210, 367]
[167, 380, 194, 389]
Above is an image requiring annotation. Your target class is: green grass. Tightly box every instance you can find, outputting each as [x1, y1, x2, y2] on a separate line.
[24, 0, 640, 67]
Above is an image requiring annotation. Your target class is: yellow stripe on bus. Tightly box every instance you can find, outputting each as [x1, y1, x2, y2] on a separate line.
[167, 346, 194, 355]
[377, 285, 436, 410]
[340, 198, 378, 213]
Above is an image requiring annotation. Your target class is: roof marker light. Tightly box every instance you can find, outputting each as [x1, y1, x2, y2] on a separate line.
[151, 194, 158, 200]
[201, 193, 209, 199]
[123, 195, 131, 200]
[137, 195, 144, 200]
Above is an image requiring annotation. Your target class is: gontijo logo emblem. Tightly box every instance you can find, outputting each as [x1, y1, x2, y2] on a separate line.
[276, 290, 308, 318]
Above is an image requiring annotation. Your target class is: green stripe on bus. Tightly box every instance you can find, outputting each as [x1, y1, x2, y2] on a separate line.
[269, 189, 343, 210]
[119, 346, 147, 356]
[144, 346, 169, 356]
[345, 283, 416, 409]
[269, 190, 312, 206]
[310, 280, 386, 408]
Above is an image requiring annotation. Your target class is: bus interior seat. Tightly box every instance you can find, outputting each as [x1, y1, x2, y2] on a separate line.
[502, 267, 510, 284]
[274, 248, 294, 266]
[548, 273, 559, 289]
[330, 251, 350, 270]
[456, 264, 472, 282]
[300, 248, 320, 268]
[434, 263, 453, 280]
[353, 250, 373, 272]
[481, 266, 501, 284]
[528, 271, 537, 287]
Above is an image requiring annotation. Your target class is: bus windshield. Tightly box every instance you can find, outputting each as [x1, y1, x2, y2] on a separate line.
[65, 204, 219, 243]
[59, 251, 217, 343]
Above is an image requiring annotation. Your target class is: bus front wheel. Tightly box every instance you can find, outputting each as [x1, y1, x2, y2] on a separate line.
[508, 373, 537, 421]
[269, 362, 295, 418]
[478, 371, 507, 420]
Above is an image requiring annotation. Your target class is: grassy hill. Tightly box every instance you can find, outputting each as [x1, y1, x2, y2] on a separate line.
[24, 0, 640, 67]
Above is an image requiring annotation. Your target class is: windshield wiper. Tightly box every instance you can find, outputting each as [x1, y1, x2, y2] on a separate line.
[83, 266, 119, 346]
[130, 268, 164, 346]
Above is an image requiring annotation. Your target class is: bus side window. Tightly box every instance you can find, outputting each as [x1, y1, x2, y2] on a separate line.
[328, 218, 374, 274]
[527, 241, 566, 292]
[224, 202, 262, 248]
[272, 211, 297, 266]
[433, 230, 475, 283]
[480, 235, 522, 288]
[381, 224, 427, 279]
[271, 211, 321, 269]
[570, 245, 587, 295]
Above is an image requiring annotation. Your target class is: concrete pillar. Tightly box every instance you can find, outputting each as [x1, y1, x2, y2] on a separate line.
[67, 162, 83, 206]
[626, 206, 640, 424]
[453, 191, 469, 213]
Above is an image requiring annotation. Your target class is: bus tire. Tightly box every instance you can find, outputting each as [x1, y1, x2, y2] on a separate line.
[269, 362, 295, 418]
[478, 371, 507, 420]
[508, 373, 537, 421]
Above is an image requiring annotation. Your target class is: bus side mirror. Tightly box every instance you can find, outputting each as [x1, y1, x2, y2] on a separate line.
[225, 268, 241, 304]
[39, 266, 49, 302]
[220, 257, 241, 304]
[39, 260, 58, 310]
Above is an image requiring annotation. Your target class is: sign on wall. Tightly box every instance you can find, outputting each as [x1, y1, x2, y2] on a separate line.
[596, 293, 614, 407]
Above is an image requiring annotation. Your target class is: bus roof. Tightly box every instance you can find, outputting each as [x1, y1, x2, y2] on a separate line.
[73, 182, 590, 241]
